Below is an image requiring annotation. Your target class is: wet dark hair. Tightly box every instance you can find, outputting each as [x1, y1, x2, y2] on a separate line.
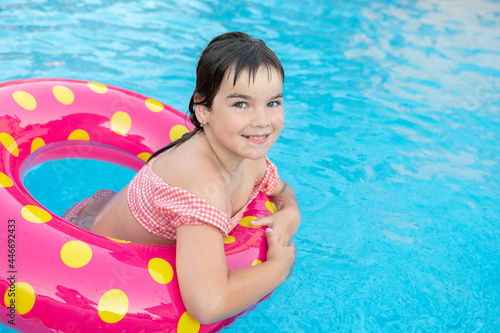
[147, 31, 284, 162]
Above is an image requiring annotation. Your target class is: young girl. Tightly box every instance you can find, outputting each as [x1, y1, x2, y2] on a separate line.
[63, 31, 300, 324]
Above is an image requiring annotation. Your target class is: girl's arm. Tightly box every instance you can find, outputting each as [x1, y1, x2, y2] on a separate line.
[250, 179, 301, 245]
[176, 222, 296, 325]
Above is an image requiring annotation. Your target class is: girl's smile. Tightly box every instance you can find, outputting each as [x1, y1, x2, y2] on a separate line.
[242, 133, 271, 144]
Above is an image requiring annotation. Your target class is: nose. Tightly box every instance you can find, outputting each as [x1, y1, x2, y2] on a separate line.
[251, 106, 271, 128]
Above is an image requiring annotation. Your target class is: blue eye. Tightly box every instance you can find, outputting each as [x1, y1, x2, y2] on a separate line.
[233, 102, 246, 108]
[267, 100, 282, 107]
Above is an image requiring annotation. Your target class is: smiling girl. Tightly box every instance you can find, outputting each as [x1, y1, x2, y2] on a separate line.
[63, 31, 300, 324]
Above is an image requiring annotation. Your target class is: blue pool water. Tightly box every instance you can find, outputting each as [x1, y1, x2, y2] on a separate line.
[2, 0, 500, 332]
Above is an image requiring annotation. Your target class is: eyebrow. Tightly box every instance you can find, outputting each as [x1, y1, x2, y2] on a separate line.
[226, 93, 283, 100]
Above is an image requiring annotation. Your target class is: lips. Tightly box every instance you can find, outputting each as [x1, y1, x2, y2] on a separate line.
[242, 134, 270, 144]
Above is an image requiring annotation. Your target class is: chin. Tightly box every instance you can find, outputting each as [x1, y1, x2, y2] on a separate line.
[236, 138, 277, 160]
[242, 148, 271, 161]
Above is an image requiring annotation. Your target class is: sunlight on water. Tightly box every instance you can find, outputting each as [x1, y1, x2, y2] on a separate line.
[2, 0, 500, 332]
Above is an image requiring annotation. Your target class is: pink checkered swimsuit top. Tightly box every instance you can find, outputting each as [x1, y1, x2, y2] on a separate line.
[127, 155, 279, 240]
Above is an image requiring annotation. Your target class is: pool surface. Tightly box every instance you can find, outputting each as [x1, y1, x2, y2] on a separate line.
[1, 0, 500, 332]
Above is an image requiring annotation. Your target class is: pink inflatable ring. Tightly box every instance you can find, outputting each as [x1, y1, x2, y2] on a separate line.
[0, 79, 275, 332]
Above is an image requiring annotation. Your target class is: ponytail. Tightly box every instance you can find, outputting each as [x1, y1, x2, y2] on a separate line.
[146, 128, 200, 163]
[146, 95, 203, 163]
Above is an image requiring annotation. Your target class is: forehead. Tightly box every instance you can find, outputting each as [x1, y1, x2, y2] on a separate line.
[223, 64, 283, 88]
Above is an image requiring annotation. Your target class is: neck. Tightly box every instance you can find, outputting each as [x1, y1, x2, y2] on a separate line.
[203, 131, 244, 175]
[203, 133, 248, 214]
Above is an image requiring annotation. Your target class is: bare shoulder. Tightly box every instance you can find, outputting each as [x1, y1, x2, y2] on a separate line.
[246, 157, 268, 182]
[151, 137, 227, 211]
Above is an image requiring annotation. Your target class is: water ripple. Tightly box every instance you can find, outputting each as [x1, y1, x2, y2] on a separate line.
[3, 0, 500, 332]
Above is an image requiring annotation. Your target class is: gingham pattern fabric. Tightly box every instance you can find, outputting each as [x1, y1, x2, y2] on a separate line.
[127, 156, 279, 240]
[62, 189, 116, 223]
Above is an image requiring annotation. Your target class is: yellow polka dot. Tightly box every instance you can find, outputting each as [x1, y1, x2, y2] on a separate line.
[169, 125, 189, 143]
[252, 260, 262, 266]
[239, 216, 259, 228]
[87, 82, 108, 94]
[0, 172, 13, 187]
[106, 237, 131, 243]
[137, 152, 151, 162]
[21, 205, 51, 223]
[60, 241, 92, 268]
[148, 258, 174, 284]
[12, 91, 37, 111]
[4, 282, 36, 315]
[53, 85, 74, 105]
[98, 289, 129, 324]
[0, 132, 19, 157]
[145, 98, 164, 112]
[31, 137, 45, 153]
[68, 129, 90, 141]
[265, 201, 277, 214]
[223, 236, 236, 244]
[177, 311, 201, 333]
[110, 111, 132, 135]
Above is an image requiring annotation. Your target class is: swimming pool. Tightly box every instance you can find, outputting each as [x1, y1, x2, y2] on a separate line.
[1, 0, 499, 332]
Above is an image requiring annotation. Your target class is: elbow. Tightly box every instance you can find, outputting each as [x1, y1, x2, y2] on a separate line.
[179, 277, 228, 325]
[183, 297, 224, 325]
[189, 311, 218, 326]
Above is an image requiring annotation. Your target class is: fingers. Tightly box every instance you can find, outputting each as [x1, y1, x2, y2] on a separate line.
[266, 228, 296, 280]
[276, 231, 293, 247]
[267, 227, 294, 248]
[265, 228, 278, 251]
[250, 216, 273, 227]
[265, 227, 276, 240]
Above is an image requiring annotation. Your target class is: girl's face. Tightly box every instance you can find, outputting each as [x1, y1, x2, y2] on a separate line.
[202, 65, 284, 163]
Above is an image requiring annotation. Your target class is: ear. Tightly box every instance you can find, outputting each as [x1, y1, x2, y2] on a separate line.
[193, 94, 209, 125]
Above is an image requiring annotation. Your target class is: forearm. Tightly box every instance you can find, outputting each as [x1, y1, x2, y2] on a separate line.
[270, 181, 301, 238]
[271, 181, 297, 209]
[177, 224, 294, 325]
[201, 185, 300, 322]
[216, 259, 288, 322]
[183, 257, 289, 324]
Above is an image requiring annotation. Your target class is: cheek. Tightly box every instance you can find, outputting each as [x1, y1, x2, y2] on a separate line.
[272, 111, 285, 130]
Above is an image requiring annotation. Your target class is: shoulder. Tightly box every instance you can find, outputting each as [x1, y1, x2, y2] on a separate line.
[248, 156, 278, 179]
[250, 156, 280, 195]
[151, 138, 227, 212]
[246, 157, 268, 181]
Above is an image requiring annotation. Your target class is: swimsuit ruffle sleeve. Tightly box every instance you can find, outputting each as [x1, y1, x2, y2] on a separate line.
[254, 156, 280, 196]
[128, 155, 281, 240]
[153, 187, 232, 238]
[127, 160, 232, 240]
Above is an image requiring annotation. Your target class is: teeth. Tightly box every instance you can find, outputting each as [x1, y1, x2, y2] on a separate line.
[245, 135, 267, 140]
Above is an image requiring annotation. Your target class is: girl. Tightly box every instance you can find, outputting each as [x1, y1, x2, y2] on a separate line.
[63, 31, 300, 324]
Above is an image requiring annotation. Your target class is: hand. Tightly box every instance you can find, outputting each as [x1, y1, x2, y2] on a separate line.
[265, 228, 296, 280]
[250, 180, 300, 245]
[249, 206, 299, 246]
